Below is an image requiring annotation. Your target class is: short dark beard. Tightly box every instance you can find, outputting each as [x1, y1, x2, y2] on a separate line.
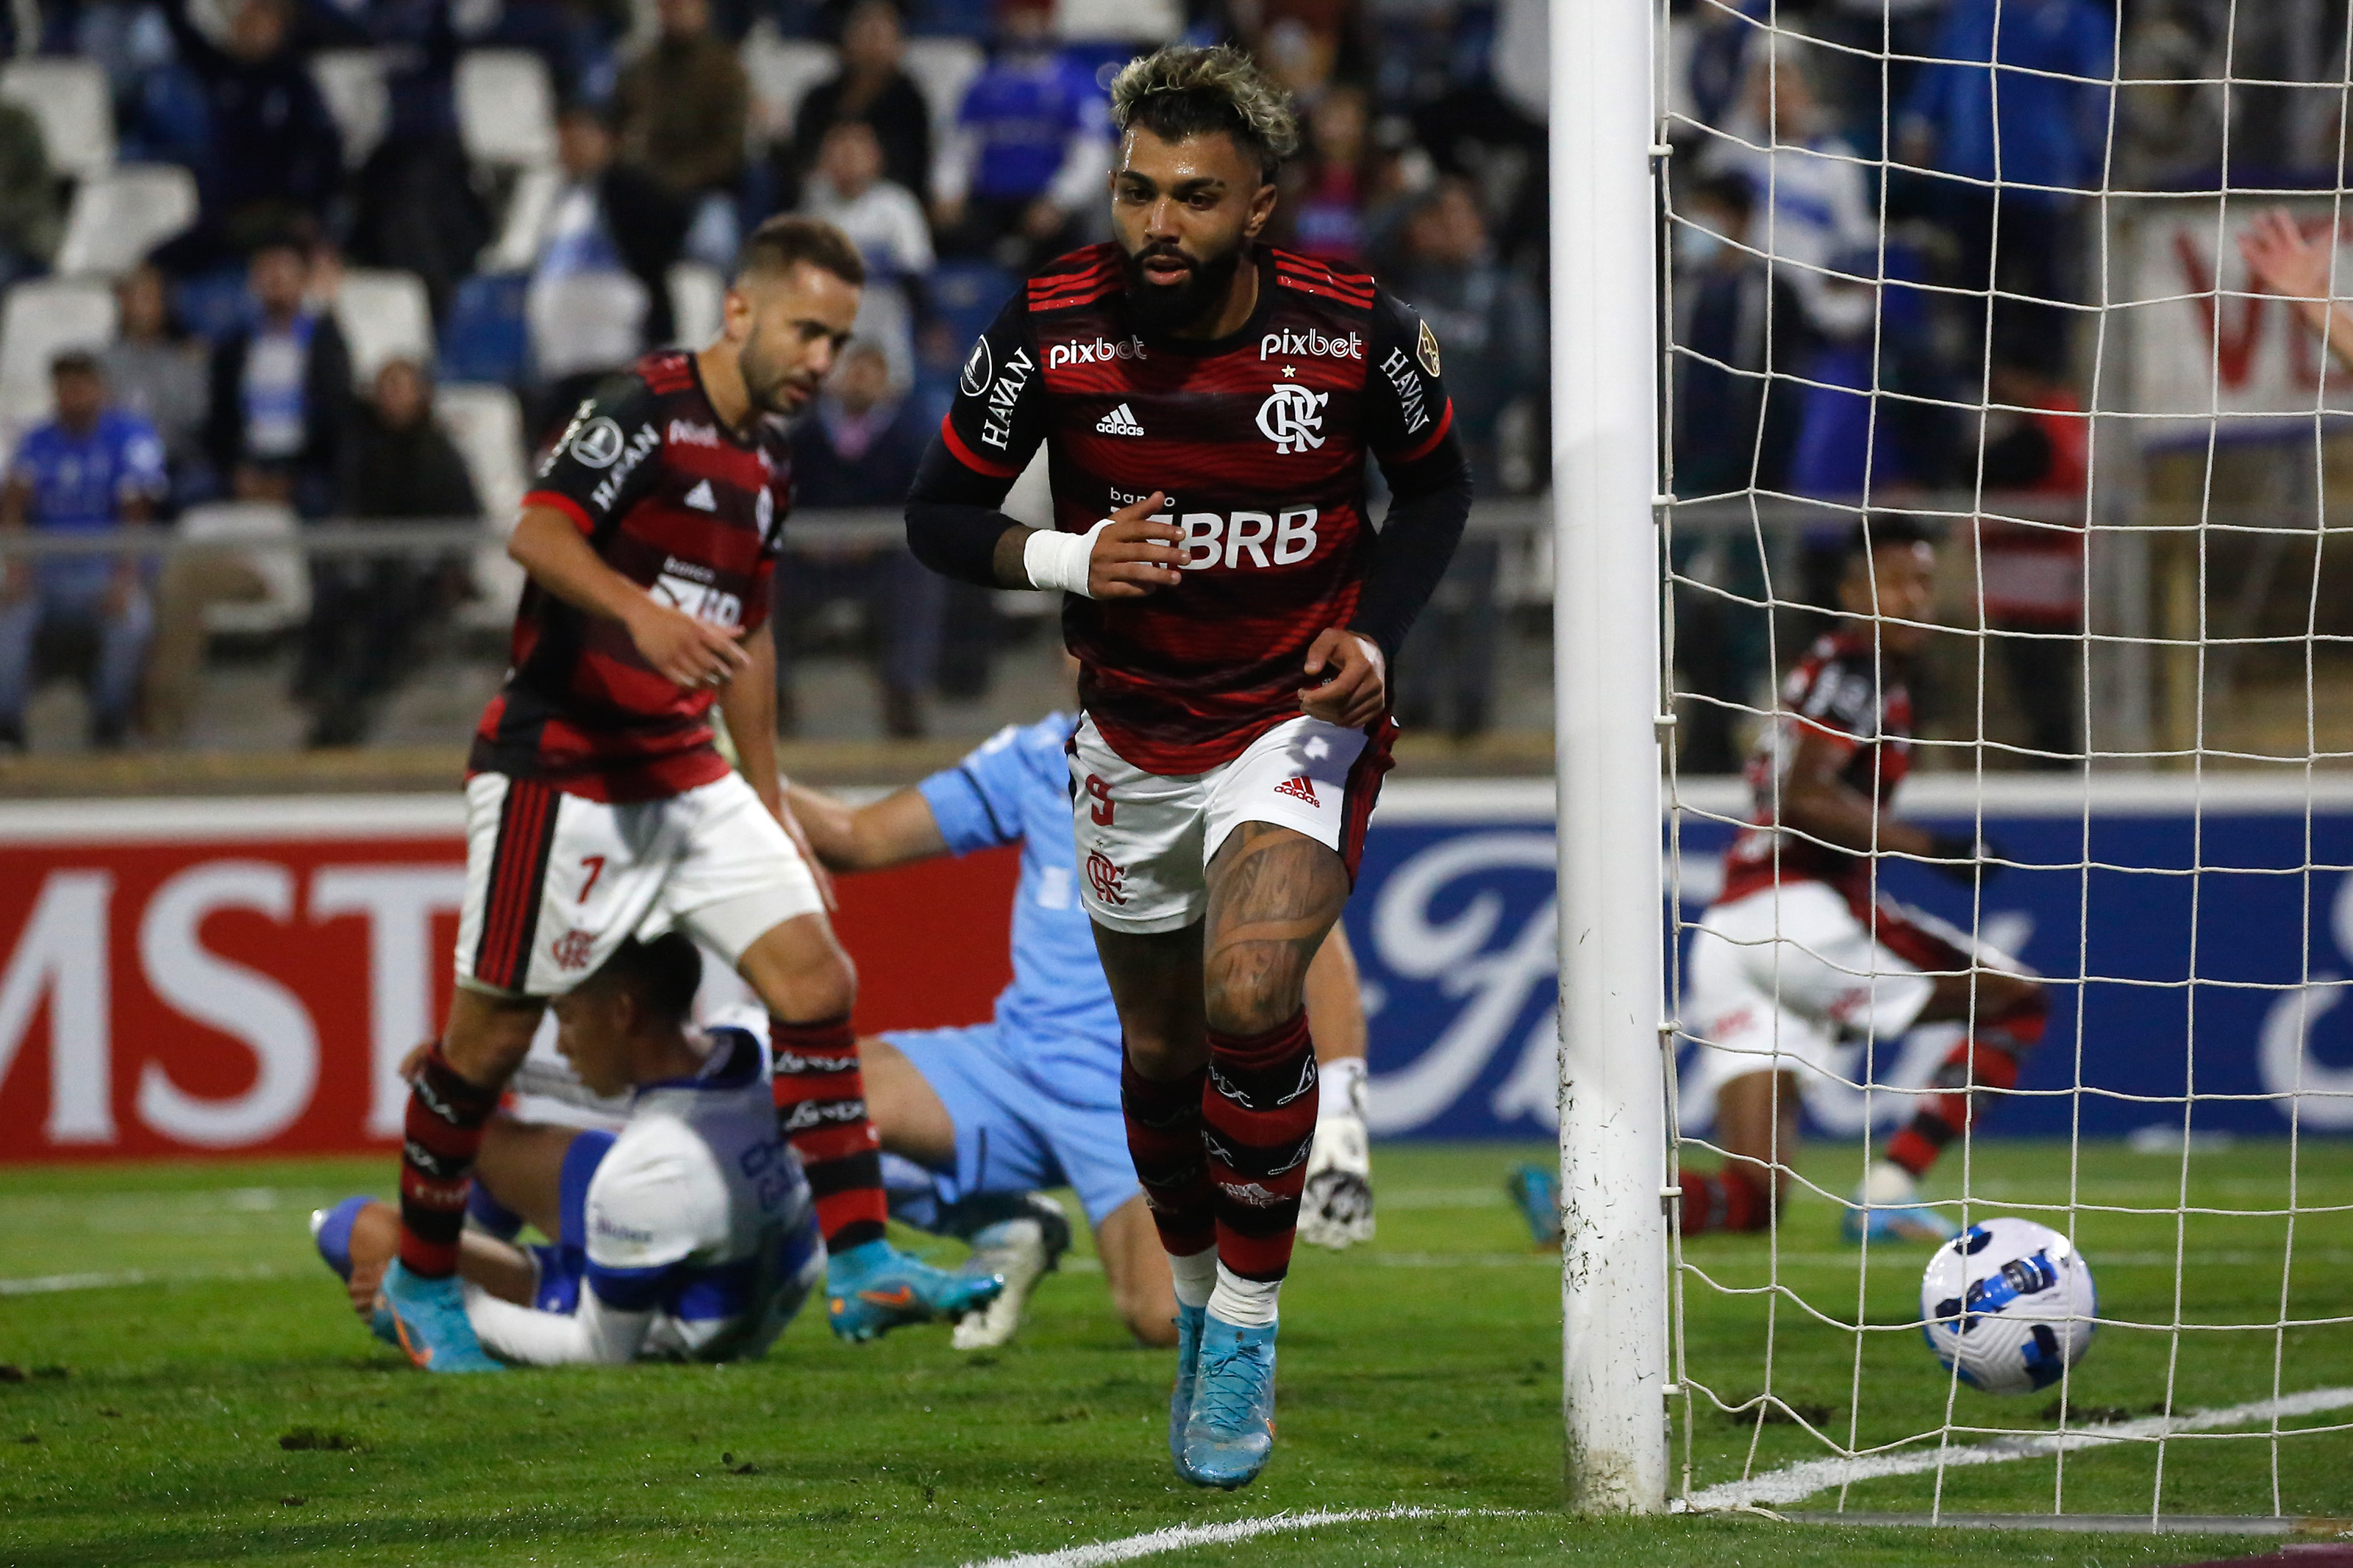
[1121, 240, 1247, 337]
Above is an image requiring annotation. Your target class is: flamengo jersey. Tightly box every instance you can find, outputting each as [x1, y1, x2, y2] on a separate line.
[471, 351, 790, 803]
[1718, 630, 1914, 909]
[937, 243, 1457, 775]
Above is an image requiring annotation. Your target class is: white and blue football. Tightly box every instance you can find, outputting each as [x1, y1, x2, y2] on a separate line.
[1920, 1217, 2097, 1395]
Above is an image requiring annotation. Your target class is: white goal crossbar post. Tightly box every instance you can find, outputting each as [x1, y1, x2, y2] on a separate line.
[1552, 0, 1674, 1515]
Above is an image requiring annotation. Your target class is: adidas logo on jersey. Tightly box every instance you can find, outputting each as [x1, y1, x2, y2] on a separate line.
[1273, 774, 1319, 805]
[1094, 403, 1145, 436]
[683, 479, 718, 512]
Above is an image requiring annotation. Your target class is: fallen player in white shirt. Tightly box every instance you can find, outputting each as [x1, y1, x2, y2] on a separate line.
[310, 933, 824, 1365]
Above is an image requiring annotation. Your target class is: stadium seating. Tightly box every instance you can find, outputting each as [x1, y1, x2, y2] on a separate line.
[901, 37, 985, 143]
[335, 268, 435, 383]
[455, 49, 557, 168]
[0, 57, 115, 179]
[54, 165, 200, 279]
[177, 500, 310, 634]
[478, 163, 563, 275]
[310, 49, 391, 171]
[668, 262, 726, 351]
[740, 26, 838, 142]
[435, 381, 532, 631]
[1055, 0, 1181, 43]
[0, 279, 118, 432]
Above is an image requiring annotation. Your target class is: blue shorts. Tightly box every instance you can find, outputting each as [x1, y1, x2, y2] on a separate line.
[882, 1023, 1140, 1229]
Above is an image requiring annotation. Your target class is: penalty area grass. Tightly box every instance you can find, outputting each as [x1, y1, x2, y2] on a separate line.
[0, 1142, 2329, 1567]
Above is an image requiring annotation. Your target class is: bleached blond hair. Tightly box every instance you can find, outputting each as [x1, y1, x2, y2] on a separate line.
[1109, 45, 1300, 182]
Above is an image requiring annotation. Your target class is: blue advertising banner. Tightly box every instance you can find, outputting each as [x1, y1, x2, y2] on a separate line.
[1354, 777, 2353, 1142]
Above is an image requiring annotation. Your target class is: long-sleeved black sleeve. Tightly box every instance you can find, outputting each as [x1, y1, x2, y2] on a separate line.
[1351, 440, 1474, 664]
[1349, 290, 1475, 663]
[904, 292, 1047, 587]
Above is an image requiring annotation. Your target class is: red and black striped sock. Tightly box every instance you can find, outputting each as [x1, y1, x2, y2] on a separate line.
[770, 1016, 886, 1253]
[1677, 1165, 1771, 1234]
[1120, 1053, 1215, 1259]
[1885, 992, 2044, 1176]
[1202, 1012, 1320, 1284]
[398, 1045, 501, 1278]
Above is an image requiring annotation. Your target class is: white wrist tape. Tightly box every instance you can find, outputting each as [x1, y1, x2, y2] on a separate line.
[1024, 519, 1114, 598]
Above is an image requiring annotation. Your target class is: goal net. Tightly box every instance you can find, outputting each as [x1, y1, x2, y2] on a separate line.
[1651, 0, 2353, 1524]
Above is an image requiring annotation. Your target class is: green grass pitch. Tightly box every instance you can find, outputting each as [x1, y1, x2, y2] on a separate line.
[0, 1139, 2344, 1566]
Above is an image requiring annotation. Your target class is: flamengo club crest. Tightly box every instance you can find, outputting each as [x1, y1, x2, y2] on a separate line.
[1256, 384, 1329, 454]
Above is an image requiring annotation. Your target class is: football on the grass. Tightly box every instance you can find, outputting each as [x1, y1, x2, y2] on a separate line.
[1920, 1217, 2098, 1395]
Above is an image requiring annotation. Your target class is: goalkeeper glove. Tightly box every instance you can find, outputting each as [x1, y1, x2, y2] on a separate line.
[1926, 830, 2006, 885]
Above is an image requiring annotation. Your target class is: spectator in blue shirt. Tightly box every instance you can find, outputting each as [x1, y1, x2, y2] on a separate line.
[202, 236, 354, 519]
[933, 0, 1110, 270]
[1901, 0, 2114, 362]
[0, 354, 168, 750]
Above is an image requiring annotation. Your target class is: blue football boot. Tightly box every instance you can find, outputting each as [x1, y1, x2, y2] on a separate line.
[381, 1260, 504, 1372]
[1843, 1163, 1961, 1245]
[826, 1238, 1004, 1343]
[1181, 1314, 1278, 1489]
[1168, 1302, 1207, 1482]
[310, 1198, 403, 1349]
[1506, 1163, 1563, 1246]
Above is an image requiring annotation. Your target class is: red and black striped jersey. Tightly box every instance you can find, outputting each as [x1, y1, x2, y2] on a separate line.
[1718, 630, 1915, 909]
[469, 351, 790, 803]
[931, 243, 1460, 775]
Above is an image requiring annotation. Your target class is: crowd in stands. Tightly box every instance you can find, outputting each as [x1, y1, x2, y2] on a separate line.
[1665, 0, 2341, 773]
[0, 0, 1556, 751]
[0, 0, 2330, 758]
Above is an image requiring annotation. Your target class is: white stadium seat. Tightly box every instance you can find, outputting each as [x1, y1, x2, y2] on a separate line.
[0, 58, 115, 179]
[1055, 0, 1179, 43]
[456, 49, 557, 167]
[435, 382, 532, 631]
[0, 279, 118, 432]
[901, 37, 983, 142]
[738, 26, 837, 142]
[667, 262, 725, 351]
[335, 268, 435, 384]
[311, 49, 391, 170]
[479, 162, 562, 273]
[177, 501, 310, 635]
[435, 382, 527, 526]
[54, 165, 199, 278]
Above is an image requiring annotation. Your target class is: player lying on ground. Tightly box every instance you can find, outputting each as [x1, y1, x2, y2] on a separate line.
[1679, 515, 2046, 1245]
[314, 936, 826, 1364]
[383, 217, 997, 1372]
[784, 704, 1375, 1352]
[903, 45, 1470, 1486]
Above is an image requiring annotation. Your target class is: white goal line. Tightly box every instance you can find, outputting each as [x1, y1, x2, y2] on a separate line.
[1686, 1387, 2353, 1511]
[957, 1506, 1530, 1568]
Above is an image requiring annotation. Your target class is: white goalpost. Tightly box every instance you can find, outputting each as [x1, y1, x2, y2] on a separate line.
[1552, 0, 1674, 1516]
[1558, 0, 2353, 1526]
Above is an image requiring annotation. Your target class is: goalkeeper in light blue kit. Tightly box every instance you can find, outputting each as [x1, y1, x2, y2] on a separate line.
[785, 705, 1376, 1350]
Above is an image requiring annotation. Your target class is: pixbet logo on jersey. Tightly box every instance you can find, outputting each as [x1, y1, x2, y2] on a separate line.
[1047, 334, 1147, 370]
[1259, 326, 1363, 362]
[1257, 384, 1329, 454]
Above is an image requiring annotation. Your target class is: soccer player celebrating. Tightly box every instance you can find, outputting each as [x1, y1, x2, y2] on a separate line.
[782, 703, 1375, 1351]
[315, 936, 826, 1365]
[385, 216, 997, 1372]
[1679, 517, 2047, 1245]
[903, 46, 1470, 1486]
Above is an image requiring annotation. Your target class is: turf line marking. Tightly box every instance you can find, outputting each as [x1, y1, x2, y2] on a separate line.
[1689, 1387, 2353, 1510]
[960, 1506, 1527, 1567]
[0, 1264, 296, 1297]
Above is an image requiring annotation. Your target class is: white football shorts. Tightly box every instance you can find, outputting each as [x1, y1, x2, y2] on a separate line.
[1680, 878, 2016, 1108]
[455, 770, 824, 998]
[1068, 711, 1395, 934]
